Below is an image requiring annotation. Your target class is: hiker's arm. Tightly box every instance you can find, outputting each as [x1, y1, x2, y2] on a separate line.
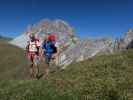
[26, 41, 30, 52]
[52, 47, 60, 59]
[39, 48, 46, 62]
[26, 43, 28, 51]
[39, 48, 44, 57]
[55, 47, 60, 57]
[25, 44, 29, 56]
[55, 42, 60, 57]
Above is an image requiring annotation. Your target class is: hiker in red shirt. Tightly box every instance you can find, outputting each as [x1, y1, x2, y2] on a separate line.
[26, 34, 41, 79]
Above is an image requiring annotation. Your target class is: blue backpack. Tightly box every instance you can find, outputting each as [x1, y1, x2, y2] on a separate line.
[42, 40, 57, 55]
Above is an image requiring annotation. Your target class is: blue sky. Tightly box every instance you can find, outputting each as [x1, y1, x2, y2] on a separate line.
[0, 0, 133, 39]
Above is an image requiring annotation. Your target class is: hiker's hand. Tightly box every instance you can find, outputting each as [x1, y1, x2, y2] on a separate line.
[52, 54, 57, 59]
[39, 48, 43, 57]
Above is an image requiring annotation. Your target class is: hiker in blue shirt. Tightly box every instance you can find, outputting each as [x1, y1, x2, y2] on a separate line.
[40, 33, 59, 78]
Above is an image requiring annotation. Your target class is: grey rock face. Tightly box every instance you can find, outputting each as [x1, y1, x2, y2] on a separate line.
[9, 19, 114, 67]
[124, 29, 133, 49]
[115, 29, 133, 50]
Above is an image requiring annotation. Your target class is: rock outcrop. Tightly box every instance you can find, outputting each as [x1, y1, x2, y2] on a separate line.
[9, 19, 117, 67]
[114, 29, 133, 50]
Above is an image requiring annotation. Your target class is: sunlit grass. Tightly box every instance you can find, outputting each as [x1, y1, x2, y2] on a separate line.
[0, 39, 133, 100]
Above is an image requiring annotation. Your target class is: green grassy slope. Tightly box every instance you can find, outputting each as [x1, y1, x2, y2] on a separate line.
[0, 39, 133, 100]
[0, 39, 28, 80]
